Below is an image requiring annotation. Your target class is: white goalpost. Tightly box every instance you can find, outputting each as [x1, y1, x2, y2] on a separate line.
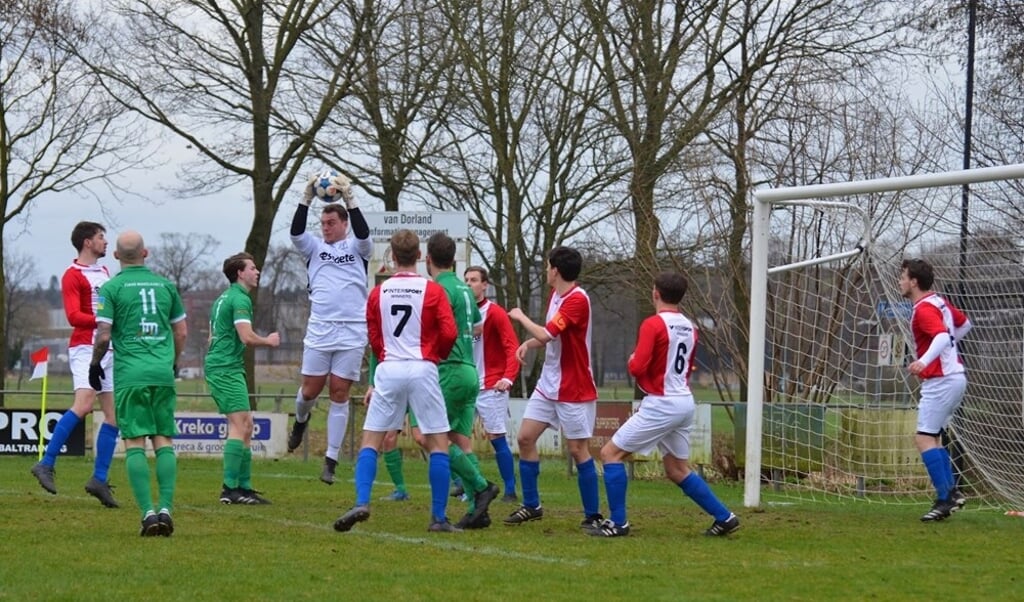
[745, 163, 1024, 508]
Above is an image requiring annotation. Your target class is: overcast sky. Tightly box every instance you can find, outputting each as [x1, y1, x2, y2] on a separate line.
[8, 181, 300, 288]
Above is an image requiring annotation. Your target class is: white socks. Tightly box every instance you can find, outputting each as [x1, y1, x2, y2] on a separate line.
[325, 401, 350, 462]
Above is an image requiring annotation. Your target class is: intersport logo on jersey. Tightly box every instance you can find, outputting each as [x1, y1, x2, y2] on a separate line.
[319, 250, 357, 265]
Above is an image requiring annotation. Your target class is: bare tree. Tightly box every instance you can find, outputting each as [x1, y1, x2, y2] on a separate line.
[71, 0, 367, 273]
[315, 0, 462, 211]
[3, 248, 48, 393]
[71, 0, 374, 400]
[416, 0, 626, 390]
[0, 0, 147, 393]
[147, 232, 221, 294]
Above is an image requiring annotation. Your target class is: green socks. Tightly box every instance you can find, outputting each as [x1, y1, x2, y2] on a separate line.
[126, 446, 177, 517]
[384, 448, 406, 493]
[125, 447, 154, 517]
[155, 446, 177, 512]
[223, 438, 244, 489]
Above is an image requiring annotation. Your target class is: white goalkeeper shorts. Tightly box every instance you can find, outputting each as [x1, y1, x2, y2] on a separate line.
[612, 394, 695, 459]
[364, 360, 450, 436]
[522, 394, 596, 440]
[916, 373, 967, 435]
[300, 347, 364, 381]
[475, 389, 510, 435]
[69, 345, 113, 393]
[302, 319, 367, 352]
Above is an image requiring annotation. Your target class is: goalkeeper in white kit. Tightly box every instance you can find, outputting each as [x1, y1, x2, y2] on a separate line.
[287, 171, 372, 485]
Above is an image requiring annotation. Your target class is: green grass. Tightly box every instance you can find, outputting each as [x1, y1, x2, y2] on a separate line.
[2, 454, 1020, 601]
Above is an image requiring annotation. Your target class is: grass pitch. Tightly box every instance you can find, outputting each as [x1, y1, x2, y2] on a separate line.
[2, 454, 1020, 601]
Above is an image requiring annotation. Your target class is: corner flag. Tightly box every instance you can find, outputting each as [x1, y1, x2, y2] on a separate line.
[30, 347, 49, 380]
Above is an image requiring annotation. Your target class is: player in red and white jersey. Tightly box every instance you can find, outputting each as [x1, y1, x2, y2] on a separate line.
[464, 266, 521, 502]
[899, 258, 973, 522]
[505, 246, 600, 527]
[590, 272, 739, 538]
[287, 173, 373, 485]
[30, 221, 120, 508]
[334, 229, 462, 533]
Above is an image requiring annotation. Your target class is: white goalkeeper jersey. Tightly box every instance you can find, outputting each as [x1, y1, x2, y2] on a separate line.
[291, 230, 373, 323]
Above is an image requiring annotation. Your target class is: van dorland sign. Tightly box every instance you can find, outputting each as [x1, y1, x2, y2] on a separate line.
[363, 211, 469, 241]
[363, 212, 471, 285]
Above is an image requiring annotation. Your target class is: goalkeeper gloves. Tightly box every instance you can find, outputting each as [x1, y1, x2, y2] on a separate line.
[330, 173, 357, 209]
[88, 363, 105, 391]
[300, 174, 316, 206]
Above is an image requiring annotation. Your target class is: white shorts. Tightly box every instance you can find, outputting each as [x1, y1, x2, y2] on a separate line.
[476, 389, 510, 435]
[300, 347, 364, 380]
[612, 394, 695, 459]
[364, 361, 450, 435]
[69, 346, 113, 392]
[302, 319, 367, 351]
[917, 373, 967, 435]
[523, 394, 596, 440]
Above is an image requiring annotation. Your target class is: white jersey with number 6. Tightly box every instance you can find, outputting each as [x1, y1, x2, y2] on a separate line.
[628, 310, 696, 397]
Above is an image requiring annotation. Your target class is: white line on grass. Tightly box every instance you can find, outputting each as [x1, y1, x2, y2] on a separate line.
[182, 503, 590, 566]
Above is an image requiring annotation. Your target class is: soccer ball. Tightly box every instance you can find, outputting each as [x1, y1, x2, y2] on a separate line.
[313, 169, 340, 203]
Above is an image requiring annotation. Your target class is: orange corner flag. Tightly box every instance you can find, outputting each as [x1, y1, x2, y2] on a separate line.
[30, 347, 49, 380]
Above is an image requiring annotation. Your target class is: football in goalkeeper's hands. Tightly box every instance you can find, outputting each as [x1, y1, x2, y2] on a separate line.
[313, 169, 342, 203]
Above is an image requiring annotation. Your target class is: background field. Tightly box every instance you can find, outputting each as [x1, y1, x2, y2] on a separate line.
[2, 453, 1021, 602]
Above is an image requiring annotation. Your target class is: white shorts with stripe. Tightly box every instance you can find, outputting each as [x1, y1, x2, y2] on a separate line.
[364, 360, 450, 435]
[475, 388, 511, 435]
[916, 373, 967, 435]
[611, 394, 695, 460]
[522, 393, 596, 440]
[69, 345, 113, 392]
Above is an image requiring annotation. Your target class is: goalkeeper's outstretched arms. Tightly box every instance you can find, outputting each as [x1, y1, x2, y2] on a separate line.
[291, 174, 316, 236]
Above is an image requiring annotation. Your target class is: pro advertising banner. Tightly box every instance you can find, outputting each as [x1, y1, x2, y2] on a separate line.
[0, 409, 86, 456]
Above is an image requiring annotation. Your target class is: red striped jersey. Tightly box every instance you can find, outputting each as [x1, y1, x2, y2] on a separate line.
[535, 285, 597, 402]
[472, 299, 520, 389]
[628, 310, 696, 396]
[912, 293, 968, 379]
[61, 260, 110, 348]
[367, 272, 456, 364]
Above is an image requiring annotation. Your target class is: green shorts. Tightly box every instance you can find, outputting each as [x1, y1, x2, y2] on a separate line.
[440, 363, 479, 437]
[207, 371, 251, 415]
[115, 385, 178, 439]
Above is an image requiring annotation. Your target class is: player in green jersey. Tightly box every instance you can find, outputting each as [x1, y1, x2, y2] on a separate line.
[206, 252, 281, 506]
[424, 232, 499, 529]
[89, 231, 187, 537]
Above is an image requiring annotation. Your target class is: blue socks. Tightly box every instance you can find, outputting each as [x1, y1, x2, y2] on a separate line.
[680, 472, 731, 522]
[354, 448, 379, 506]
[43, 411, 82, 467]
[938, 447, 956, 493]
[922, 447, 952, 500]
[490, 436, 516, 496]
[577, 458, 600, 517]
[93, 422, 119, 482]
[520, 459, 541, 508]
[603, 462, 628, 525]
[428, 452, 451, 521]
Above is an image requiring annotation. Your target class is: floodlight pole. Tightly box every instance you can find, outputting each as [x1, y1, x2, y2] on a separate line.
[959, 0, 975, 292]
[952, 0, 977, 491]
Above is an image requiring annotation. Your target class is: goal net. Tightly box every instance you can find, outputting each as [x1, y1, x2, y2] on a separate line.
[744, 164, 1024, 508]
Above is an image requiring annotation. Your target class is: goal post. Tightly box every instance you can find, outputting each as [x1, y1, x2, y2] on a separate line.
[745, 163, 1024, 508]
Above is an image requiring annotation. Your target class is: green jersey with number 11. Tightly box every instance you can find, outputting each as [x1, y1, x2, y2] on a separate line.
[96, 265, 186, 387]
